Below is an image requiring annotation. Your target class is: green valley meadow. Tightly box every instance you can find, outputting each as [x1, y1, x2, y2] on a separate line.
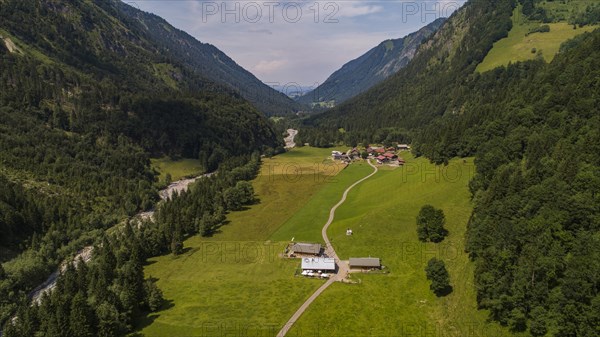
[138, 148, 512, 337]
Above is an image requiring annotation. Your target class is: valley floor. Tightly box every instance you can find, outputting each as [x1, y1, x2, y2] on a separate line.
[136, 147, 519, 337]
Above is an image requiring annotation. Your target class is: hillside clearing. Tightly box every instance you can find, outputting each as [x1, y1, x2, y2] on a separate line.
[150, 157, 205, 182]
[477, 7, 598, 72]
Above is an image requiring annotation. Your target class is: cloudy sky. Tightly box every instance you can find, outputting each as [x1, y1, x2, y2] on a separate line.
[127, 1, 466, 86]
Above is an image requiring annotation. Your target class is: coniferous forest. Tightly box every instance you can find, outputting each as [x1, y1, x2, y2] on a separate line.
[0, 1, 281, 334]
[299, 1, 600, 335]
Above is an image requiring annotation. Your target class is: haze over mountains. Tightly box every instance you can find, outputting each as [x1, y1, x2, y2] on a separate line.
[298, 18, 446, 106]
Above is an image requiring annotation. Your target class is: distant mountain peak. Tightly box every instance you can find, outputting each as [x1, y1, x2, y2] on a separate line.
[297, 17, 446, 107]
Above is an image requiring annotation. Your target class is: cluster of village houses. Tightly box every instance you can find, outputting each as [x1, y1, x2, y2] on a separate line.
[287, 242, 382, 279]
[332, 144, 410, 165]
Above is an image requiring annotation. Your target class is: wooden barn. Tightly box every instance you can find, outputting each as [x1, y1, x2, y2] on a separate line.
[290, 242, 322, 256]
[349, 257, 381, 271]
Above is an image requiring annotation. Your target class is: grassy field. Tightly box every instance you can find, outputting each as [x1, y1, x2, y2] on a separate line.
[138, 241, 323, 336]
[269, 162, 373, 243]
[150, 157, 205, 182]
[477, 7, 598, 73]
[285, 155, 518, 337]
[139, 148, 519, 336]
[210, 146, 349, 241]
[137, 147, 349, 336]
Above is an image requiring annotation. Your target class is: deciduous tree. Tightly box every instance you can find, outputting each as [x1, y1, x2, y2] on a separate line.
[425, 258, 451, 296]
[416, 205, 447, 243]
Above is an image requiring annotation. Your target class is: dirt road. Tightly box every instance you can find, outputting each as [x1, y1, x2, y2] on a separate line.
[276, 160, 378, 337]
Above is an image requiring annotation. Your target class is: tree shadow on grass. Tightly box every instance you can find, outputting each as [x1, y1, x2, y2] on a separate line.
[160, 299, 175, 311]
[204, 220, 231, 237]
[181, 246, 195, 254]
[228, 197, 262, 212]
[131, 299, 175, 334]
[435, 285, 454, 297]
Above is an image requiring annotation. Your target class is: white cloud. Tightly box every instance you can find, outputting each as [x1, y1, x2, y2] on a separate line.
[131, 1, 466, 84]
[252, 59, 288, 76]
[338, 3, 383, 18]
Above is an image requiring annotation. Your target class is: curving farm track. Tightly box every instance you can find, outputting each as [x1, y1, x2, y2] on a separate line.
[276, 160, 378, 337]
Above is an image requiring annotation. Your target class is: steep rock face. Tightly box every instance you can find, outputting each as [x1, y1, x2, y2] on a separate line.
[298, 18, 446, 106]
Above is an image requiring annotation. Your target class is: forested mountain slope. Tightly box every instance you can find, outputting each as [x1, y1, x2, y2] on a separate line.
[300, 0, 515, 145]
[414, 27, 600, 337]
[297, 18, 445, 106]
[301, 0, 600, 335]
[115, 2, 300, 116]
[0, 0, 279, 321]
[303, 0, 600, 143]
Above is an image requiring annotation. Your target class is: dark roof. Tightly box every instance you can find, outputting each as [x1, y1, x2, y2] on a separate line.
[291, 243, 321, 255]
[349, 257, 381, 268]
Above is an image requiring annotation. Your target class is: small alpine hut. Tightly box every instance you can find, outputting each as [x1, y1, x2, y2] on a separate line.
[290, 242, 322, 256]
[349, 257, 381, 271]
[301, 257, 336, 271]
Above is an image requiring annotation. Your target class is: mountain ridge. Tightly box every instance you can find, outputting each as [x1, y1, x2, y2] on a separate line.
[304, 0, 514, 136]
[115, 1, 300, 116]
[298, 17, 446, 106]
